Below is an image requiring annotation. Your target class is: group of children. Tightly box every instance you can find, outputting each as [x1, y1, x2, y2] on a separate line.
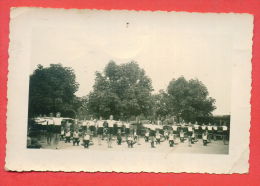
[58, 119, 229, 149]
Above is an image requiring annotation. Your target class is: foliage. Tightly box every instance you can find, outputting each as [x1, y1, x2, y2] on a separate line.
[166, 77, 216, 122]
[28, 64, 79, 117]
[87, 61, 153, 120]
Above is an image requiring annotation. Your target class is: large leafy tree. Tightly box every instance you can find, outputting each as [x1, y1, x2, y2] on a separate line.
[28, 64, 79, 117]
[87, 61, 153, 120]
[167, 77, 216, 122]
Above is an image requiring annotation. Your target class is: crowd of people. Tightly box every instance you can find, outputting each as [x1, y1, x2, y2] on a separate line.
[28, 115, 229, 149]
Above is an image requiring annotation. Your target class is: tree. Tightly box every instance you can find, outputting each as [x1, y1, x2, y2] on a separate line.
[87, 61, 153, 120]
[167, 77, 216, 122]
[152, 90, 169, 120]
[28, 64, 79, 117]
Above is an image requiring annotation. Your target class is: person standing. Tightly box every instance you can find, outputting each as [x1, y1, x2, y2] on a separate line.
[207, 123, 213, 143]
[73, 129, 80, 146]
[222, 123, 229, 145]
[97, 117, 104, 145]
[169, 131, 174, 147]
[46, 118, 54, 145]
[83, 131, 91, 148]
[187, 122, 193, 147]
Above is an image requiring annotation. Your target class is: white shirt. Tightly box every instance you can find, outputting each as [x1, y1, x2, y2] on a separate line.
[223, 126, 228, 131]
[156, 134, 160, 139]
[203, 135, 207, 140]
[202, 126, 206, 130]
[84, 134, 90, 140]
[47, 119, 54, 125]
[73, 132, 79, 138]
[207, 126, 213, 131]
[169, 135, 174, 140]
[173, 126, 178, 131]
[108, 120, 114, 127]
[188, 126, 193, 132]
[82, 121, 87, 126]
[194, 124, 199, 130]
[125, 123, 130, 129]
[180, 132, 184, 137]
[89, 121, 95, 126]
[65, 132, 70, 137]
[53, 118, 62, 126]
[97, 120, 103, 128]
[213, 126, 218, 130]
[117, 121, 122, 127]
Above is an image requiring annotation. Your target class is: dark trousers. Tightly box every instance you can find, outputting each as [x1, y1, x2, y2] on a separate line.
[84, 140, 90, 148]
[145, 136, 149, 142]
[73, 138, 80, 146]
[169, 140, 174, 147]
[156, 138, 160, 144]
[65, 136, 70, 143]
[128, 140, 133, 148]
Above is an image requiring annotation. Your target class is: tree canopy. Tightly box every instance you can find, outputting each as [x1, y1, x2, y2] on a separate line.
[28, 64, 79, 117]
[87, 61, 153, 120]
[166, 77, 216, 122]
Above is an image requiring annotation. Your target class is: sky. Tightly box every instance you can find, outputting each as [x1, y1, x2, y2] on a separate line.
[29, 10, 237, 115]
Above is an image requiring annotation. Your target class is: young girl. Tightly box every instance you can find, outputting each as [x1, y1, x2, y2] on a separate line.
[169, 132, 174, 147]
[83, 132, 91, 148]
[202, 131, 208, 146]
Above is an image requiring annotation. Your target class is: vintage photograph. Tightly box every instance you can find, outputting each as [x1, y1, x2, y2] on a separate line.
[6, 8, 252, 173]
[26, 13, 231, 154]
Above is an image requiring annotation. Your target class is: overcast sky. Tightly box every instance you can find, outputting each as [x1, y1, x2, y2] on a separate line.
[28, 9, 243, 115]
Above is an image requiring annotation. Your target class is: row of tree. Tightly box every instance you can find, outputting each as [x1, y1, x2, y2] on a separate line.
[28, 61, 216, 123]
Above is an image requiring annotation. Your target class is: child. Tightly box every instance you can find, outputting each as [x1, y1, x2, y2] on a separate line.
[150, 135, 156, 148]
[127, 135, 134, 148]
[60, 127, 65, 141]
[202, 131, 208, 146]
[145, 130, 149, 142]
[169, 132, 174, 147]
[207, 123, 213, 142]
[180, 129, 185, 143]
[73, 130, 80, 146]
[155, 131, 161, 145]
[83, 132, 91, 148]
[65, 129, 71, 143]
[117, 130, 122, 145]
[213, 124, 218, 141]
[164, 130, 169, 141]
[187, 123, 193, 147]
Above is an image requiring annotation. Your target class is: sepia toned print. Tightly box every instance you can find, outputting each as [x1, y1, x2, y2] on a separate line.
[6, 8, 252, 173]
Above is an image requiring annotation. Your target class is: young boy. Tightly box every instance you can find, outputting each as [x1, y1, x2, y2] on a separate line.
[65, 129, 71, 143]
[169, 132, 174, 147]
[202, 131, 208, 146]
[207, 123, 213, 143]
[83, 132, 91, 148]
[73, 130, 80, 146]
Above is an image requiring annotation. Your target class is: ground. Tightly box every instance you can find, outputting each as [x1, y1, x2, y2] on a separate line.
[36, 135, 229, 154]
